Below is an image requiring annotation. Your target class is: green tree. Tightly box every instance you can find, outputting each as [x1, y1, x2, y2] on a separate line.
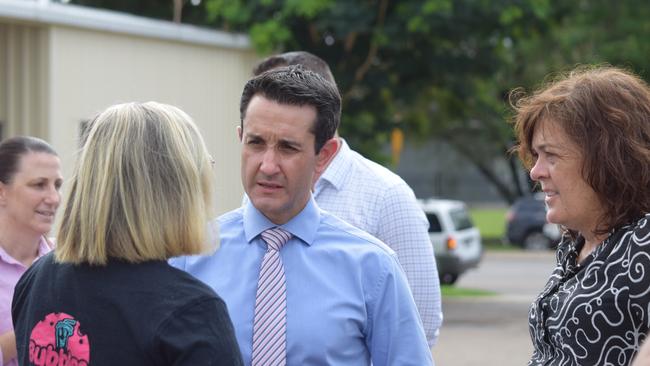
[500, 0, 650, 199]
[62, 0, 650, 203]
[202, 0, 567, 203]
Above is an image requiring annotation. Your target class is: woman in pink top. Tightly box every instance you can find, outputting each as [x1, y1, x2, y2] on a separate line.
[0, 136, 61, 366]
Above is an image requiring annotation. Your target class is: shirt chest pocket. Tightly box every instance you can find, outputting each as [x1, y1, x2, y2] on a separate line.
[286, 290, 368, 363]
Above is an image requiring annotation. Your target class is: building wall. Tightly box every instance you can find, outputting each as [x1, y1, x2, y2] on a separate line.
[0, 0, 258, 215]
[47, 25, 256, 214]
[0, 22, 49, 139]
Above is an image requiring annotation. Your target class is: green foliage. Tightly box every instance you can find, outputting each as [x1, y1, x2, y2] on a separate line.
[249, 21, 292, 54]
[196, 0, 571, 199]
[284, 0, 332, 18]
[441, 285, 496, 297]
[66, 0, 650, 203]
[499, 5, 524, 25]
[205, 0, 249, 24]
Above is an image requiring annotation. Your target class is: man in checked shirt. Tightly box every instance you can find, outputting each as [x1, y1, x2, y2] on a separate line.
[253, 51, 443, 347]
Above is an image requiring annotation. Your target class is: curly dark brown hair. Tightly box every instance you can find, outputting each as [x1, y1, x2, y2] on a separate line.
[511, 66, 650, 234]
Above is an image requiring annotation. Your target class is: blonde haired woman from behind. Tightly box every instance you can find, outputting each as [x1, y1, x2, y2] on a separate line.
[11, 102, 243, 366]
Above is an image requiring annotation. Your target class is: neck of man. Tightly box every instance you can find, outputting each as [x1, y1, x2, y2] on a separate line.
[312, 136, 342, 191]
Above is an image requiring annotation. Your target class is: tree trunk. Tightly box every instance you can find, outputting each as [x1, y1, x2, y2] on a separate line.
[507, 153, 526, 197]
[173, 0, 183, 23]
[450, 141, 518, 204]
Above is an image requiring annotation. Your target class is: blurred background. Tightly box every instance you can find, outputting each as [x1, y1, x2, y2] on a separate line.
[2, 0, 645, 239]
[1, 1, 646, 363]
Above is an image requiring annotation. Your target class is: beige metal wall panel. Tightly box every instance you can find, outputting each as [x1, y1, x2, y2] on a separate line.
[47, 25, 256, 214]
[0, 23, 48, 139]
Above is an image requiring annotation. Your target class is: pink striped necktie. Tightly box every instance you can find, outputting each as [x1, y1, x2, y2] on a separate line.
[252, 227, 292, 366]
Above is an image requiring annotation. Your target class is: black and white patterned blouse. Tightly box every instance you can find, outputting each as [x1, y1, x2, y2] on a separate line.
[529, 213, 650, 366]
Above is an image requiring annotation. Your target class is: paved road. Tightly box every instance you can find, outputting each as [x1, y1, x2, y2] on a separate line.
[432, 250, 556, 366]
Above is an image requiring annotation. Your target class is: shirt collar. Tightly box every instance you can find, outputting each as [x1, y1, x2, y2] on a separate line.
[316, 138, 353, 192]
[243, 196, 321, 246]
[38, 237, 51, 256]
[0, 236, 51, 267]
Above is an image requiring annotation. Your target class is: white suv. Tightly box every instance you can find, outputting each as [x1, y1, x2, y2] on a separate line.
[418, 198, 483, 285]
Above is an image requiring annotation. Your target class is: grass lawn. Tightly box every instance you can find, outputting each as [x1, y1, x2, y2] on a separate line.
[468, 207, 507, 239]
[441, 285, 496, 297]
[468, 207, 521, 250]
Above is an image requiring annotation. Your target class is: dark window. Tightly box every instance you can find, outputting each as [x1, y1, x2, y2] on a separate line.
[426, 213, 442, 233]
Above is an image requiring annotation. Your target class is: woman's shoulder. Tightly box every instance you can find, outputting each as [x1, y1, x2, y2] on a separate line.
[163, 262, 219, 299]
[18, 251, 55, 283]
[12, 252, 57, 319]
[636, 213, 650, 231]
[621, 213, 650, 244]
[604, 213, 650, 266]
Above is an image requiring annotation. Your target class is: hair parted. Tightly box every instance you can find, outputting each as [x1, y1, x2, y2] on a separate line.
[56, 102, 215, 265]
[0, 136, 57, 184]
[240, 64, 341, 153]
[511, 65, 650, 232]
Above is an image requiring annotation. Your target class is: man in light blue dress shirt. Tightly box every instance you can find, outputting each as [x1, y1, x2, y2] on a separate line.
[253, 51, 442, 346]
[171, 66, 432, 365]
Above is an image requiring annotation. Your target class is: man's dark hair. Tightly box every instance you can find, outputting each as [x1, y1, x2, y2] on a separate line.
[240, 65, 341, 153]
[253, 51, 337, 88]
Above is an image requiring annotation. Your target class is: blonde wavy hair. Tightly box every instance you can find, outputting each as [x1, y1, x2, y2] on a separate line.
[56, 102, 214, 265]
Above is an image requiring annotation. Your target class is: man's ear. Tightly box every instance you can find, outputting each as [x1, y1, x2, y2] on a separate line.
[314, 137, 340, 179]
[237, 125, 243, 142]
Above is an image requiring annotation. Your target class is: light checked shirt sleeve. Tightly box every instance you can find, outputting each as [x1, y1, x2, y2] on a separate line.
[314, 139, 442, 346]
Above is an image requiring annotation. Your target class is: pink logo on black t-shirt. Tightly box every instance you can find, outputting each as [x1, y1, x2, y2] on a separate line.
[29, 312, 90, 366]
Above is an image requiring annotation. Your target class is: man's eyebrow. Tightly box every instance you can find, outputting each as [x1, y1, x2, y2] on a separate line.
[278, 138, 302, 149]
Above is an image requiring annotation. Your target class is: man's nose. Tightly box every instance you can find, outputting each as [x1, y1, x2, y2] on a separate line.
[259, 149, 280, 175]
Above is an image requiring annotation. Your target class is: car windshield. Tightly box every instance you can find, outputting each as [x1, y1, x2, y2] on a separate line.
[449, 208, 473, 230]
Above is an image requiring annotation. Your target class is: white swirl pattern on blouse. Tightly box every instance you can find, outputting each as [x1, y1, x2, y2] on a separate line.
[528, 214, 650, 366]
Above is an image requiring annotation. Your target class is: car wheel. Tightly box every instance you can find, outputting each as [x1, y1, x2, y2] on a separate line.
[523, 231, 551, 251]
[440, 272, 458, 285]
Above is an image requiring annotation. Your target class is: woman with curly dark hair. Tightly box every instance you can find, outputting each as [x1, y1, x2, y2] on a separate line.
[512, 66, 650, 365]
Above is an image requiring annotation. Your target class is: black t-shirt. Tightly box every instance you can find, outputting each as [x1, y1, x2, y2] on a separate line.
[12, 252, 243, 366]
